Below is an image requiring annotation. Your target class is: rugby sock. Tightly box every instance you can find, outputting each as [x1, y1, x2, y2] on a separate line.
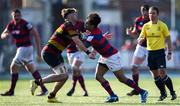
[154, 76, 166, 95]
[32, 70, 47, 92]
[72, 75, 78, 90]
[125, 79, 141, 92]
[162, 75, 175, 95]
[9, 73, 19, 93]
[101, 81, 115, 96]
[78, 75, 87, 92]
[132, 74, 139, 85]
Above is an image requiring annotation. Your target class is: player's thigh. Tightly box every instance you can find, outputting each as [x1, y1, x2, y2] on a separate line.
[105, 52, 122, 72]
[10, 62, 21, 73]
[150, 69, 159, 78]
[132, 56, 146, 65]
[72, 52, 84, 67]
[95, 63, 108, 78]
[132, 45, 147, 65]
[24, 63, 36, 73]
[113, 69, 127, 82]
[67, 53, 74, 65]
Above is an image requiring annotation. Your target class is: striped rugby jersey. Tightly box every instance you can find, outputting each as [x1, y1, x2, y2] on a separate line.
[7, 19, 33, 47]
[48, 21, 79, 52]
[85, 28, 118, 58]
[134, 16, 149, 47]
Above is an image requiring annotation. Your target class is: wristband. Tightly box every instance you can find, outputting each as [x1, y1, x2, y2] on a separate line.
[168, 52, 172, 55]
[86, 50, 91, 55]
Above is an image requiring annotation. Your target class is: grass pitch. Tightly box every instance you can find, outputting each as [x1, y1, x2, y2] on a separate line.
[0, 76, 180, 106]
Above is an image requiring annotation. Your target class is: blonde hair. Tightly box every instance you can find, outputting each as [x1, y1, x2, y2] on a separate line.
[61, 8, 77, 19]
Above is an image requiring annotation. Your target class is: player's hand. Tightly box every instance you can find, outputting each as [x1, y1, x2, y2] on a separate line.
[167, 53, 172, 60]
[88, 52, 96, 59]
[36, 55, 42, 62]
[126, 28, 131, 35]
[1, 33, 10, 39]
[103, 32, 112, 40]
[137, 38, 145, 45]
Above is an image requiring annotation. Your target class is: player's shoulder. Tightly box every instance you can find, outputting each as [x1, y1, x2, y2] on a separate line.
[135, 16, 142, 22]
[91, 28, 102, 35]
[63, 21, 74, 28]
[158, 20, 166, 25]
[141, 21, 150, 28]
[158, 20, 168, 29]
[77, 20, 84, 24]
[20, 19, 29, 24]
[8, 20, 15, 25]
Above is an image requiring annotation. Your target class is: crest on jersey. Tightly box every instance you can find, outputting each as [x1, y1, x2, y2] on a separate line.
[86, 36, 94, 42]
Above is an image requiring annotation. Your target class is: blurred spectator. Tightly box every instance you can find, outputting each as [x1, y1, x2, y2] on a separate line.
[121, 39, 133, 51]
[170, 29, 179, 48]
[174, 36, 180, 50]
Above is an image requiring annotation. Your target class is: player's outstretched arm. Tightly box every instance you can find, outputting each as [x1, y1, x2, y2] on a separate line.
[72, 36, 89, 53]
[126, 27, 138, 37]
[1, 28, 10, 39]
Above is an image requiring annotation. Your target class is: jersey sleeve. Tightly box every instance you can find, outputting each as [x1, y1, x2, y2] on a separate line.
[139, 24, 146, 38]
[68, 28, 79, 37]
[26, 22, 33, 30]
[162, 23, 170, 37]
[66, 23, 79, 37]
[134, 17, 139, 30]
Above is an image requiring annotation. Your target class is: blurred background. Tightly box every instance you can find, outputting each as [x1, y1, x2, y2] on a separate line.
[0, 0, 180, 75]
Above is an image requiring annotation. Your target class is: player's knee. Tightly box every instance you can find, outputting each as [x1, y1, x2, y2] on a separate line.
[53, 64, 67, 75]
[131, 67, 139, 74]
[95, 74, 102, 82]
[56, 73, 69, 82]
[131, 64, 139, 69]
[72, 65, 80, 71]
[62, 73, 69, 81]
[10, 63, 19, 73]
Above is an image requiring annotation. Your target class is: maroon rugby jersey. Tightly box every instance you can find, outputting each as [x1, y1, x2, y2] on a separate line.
[6, 19, 33, 47]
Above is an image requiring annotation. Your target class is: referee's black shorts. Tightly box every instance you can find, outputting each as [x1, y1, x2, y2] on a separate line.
[148, 49, 166, 70]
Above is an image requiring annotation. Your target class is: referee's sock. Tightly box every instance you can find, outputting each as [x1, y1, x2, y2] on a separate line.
[154, 76, 166, 95]
[162, 75, 176, 95]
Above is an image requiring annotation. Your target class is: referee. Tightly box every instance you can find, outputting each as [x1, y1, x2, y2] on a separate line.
[138, 6, 177, 101]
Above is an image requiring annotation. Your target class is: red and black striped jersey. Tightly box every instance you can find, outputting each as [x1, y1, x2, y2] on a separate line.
[6, 19, 33, 47]
[134, 16, 149, 34]
[134, 16, 149, 47]
[85, 28, 118, 58]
